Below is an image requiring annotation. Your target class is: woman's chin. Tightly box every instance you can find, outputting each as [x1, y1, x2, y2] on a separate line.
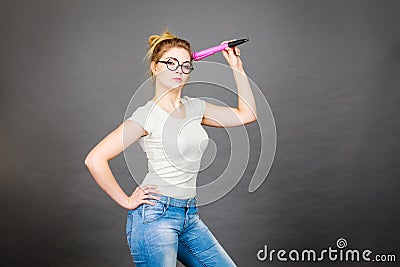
[158, 79, 187, 90]
[169, 81, 185, 89]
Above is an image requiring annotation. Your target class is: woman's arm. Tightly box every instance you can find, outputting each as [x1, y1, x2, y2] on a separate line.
[84, 120, 160, 209]
[201, 40, 257, 128]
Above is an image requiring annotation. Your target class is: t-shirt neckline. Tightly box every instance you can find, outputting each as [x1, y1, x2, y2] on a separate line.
[149, 97, 188, 120]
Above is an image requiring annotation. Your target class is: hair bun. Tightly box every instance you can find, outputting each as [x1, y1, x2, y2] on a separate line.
[148, 30, 176, 48]
[148, 34, 161, 47]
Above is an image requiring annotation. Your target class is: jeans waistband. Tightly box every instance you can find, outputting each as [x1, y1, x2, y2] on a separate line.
[153, 193, 197, 208]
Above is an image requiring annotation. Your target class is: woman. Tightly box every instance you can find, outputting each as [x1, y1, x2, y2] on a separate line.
[85, 30, 257, 266]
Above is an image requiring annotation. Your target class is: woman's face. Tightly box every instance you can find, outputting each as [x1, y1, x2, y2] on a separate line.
[152, 47, 192, 90]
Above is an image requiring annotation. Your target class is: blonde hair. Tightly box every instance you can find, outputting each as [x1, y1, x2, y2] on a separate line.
[143, 28, 192, 78]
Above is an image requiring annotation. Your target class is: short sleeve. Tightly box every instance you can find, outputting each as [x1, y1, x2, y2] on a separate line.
[126, 106, 150, 132]
[196, 98, 206, 116]
[184, 96, 206, 117]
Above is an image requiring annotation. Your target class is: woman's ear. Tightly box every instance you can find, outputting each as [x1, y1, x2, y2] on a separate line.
[151, 61, 157, 76]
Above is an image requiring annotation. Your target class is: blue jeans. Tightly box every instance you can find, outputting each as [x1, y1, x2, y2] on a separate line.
[125, 194, 237, 267]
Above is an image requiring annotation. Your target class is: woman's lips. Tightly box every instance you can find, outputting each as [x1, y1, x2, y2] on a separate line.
[173, 78, 182, 81]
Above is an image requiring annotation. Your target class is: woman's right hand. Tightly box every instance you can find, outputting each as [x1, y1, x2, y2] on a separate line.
[126, 184, 161, 210]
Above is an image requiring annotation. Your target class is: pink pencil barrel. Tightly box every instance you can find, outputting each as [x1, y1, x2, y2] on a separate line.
[192, 43, 229, 61]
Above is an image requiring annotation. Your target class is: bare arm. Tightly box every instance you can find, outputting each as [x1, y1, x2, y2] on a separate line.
[84, 120, 160, 209]
[201, 40, 257, 128]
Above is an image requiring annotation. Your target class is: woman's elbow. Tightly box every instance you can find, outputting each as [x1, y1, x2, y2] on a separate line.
[243, 113, 257, 124]
[252, 113, 258, 122]
[240, 117, 256, 125]
[84, 153, 94, 167]
[84, 152, 101, 167]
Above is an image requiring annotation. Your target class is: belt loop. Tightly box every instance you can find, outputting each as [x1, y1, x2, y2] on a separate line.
[185, 201, 190, 214]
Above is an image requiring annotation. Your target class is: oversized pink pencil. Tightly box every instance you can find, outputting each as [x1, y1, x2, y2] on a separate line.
[192, 38, 249, 61]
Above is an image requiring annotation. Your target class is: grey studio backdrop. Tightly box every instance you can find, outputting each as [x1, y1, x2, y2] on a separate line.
[0, 0, 399, 266]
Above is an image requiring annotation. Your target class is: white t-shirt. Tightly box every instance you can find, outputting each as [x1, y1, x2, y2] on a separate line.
[126, 96, 209, 199]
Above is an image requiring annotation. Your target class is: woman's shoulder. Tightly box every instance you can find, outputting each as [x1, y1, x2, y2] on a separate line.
[182, 95, 205, 104]
[129, 100, 152, 115]
[127, 100, 158, 122]
[182, 95, 206, 115]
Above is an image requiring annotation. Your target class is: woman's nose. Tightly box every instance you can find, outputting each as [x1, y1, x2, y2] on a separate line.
[175, 66, 182, 74]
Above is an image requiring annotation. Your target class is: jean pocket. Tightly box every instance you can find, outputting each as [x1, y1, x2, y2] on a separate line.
[142, 200, 169, 224]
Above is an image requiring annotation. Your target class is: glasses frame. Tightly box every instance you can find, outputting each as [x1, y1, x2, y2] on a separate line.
[156, 57, 194, 74]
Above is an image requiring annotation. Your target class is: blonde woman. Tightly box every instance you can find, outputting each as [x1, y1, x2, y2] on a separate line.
[85, 30, 257, 266]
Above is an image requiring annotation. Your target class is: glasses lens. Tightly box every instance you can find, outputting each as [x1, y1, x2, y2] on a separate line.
[182, 62, 193, 74]
[166, 58, 178, 71]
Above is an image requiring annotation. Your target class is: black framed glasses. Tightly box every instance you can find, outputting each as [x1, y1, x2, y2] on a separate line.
[156, 57, 194, 74]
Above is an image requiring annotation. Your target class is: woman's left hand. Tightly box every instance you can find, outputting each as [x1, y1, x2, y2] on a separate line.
[220, 39, 243, 69]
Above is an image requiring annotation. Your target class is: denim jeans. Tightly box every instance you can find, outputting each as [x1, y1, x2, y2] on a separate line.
[125, 194, 237, 267]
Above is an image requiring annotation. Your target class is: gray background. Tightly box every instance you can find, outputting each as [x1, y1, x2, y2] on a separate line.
[1, 0, 399, 266]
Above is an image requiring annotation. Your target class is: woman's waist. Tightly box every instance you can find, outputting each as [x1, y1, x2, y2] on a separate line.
[151, 193, 197, 207]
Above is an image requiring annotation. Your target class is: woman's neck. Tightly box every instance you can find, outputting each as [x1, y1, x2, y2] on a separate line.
[152, 91, 183, 111]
